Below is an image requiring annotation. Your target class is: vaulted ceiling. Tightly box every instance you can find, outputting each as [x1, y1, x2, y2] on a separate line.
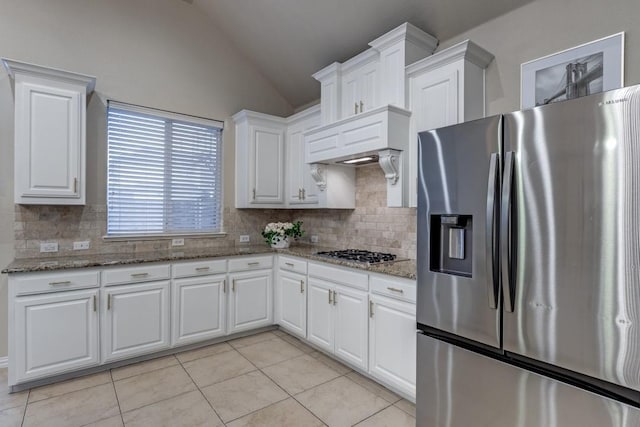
[191, 0, 534, 109]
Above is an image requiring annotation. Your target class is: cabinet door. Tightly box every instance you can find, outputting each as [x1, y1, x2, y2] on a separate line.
[307, 278, 334, 353]
[286, 123, 320, 206]
[358, 59, 379, 113]
[14, 81, 83, 203]
[334, 285, 369, 370]
[102, 281, 170, 362]
[276, 270, 306, 338]
[249, 124, 285, 204]
[14, 289, 99, 382]
[228, 270, 273, 334]
[341, 68, 360, 119]
[172, 275, 226, 347]
[369, 295, 417, 398]
[408, 64, 460, 207]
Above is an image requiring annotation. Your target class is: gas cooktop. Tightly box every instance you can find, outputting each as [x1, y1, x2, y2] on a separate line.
[315, 249, 397, 264]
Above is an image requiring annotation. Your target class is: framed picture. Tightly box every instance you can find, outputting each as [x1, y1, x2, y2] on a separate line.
[520, 32, 624, 109]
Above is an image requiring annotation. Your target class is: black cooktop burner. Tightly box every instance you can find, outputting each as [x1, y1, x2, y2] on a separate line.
[315, 249, 397, 264]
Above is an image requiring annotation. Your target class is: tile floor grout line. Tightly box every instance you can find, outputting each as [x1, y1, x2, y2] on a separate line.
[109, 369, 126, 426]
[110, 355, 180, 382]
[350, 400, 396, 426]
[26, 373, 113, 405]
[176, 356, 227, 426]
[20, 389, 30, 427]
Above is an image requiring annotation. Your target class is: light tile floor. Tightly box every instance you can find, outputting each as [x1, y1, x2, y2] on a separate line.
[0, 329, 416, 426]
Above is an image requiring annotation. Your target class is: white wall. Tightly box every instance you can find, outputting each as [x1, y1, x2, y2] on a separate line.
[439, 0, 640, 115]
[0, 0, 293, 358]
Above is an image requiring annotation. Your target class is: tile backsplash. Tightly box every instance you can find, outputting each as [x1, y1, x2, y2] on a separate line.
[14, 166, 417, 260]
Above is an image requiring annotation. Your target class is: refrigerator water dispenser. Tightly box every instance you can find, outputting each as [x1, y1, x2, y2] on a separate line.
[430, 215, 472, 277]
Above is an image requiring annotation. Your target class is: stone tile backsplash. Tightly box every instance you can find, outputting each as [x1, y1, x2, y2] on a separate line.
[14, 166, 417, 260]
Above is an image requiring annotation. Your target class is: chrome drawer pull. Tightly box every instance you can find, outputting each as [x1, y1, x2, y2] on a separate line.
[130, 272, 149, 278]
[49, 280, 71, 286]
[247, 262, 260, 266]
[195, 267, 210, 272]
[300, 280, 304, 294]
[386, 287, 404, 294]
[285, 262, 295, 267]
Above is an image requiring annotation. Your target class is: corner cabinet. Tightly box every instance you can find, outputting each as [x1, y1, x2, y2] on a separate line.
[2, 58, 96, 205]
[233, 110, 287, 208]
[286, 106, 322, 206]
[227, 256, 274, 334]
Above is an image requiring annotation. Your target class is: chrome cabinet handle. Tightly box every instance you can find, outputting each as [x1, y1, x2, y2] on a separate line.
[486, 152, 499, 310]
[93, 295, 97, 312]
[354, 102, 358, 115]
[195, 266, 210, 272]
[49, 280, 71, 286]
[359, 100, 364, 113]
[386, 287, 404, 294]
[501, 151, 516, 313]
[298, 188, 302, 199]
[130, 272, 149, 278]
[247, 262, 260, 266]
[73, 177, 78, 193]
[232, 279, 236, 292]
[369, 300, 374, 318]
[223, 279, 226, 293]
[301, 188, 305, 200]
[107, 294, 112, 310]
[300, 280, 304, 294]
[285, 262, 294, 267]
[328, 289, 332, 304]
[332, 290, 337, 306]
[252, 188, 256, 200]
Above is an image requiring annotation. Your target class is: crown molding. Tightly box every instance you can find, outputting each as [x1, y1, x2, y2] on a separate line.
[369, 22, 438, 54]
[406, 39, 494, 77]
[2, 58, 96, 93]
[312, 61, 342, 81]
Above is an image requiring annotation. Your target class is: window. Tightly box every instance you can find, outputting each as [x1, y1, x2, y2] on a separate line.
[107, 101, 223, 236]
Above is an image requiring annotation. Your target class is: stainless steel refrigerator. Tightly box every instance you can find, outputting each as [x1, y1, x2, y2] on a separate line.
[416, 85, 640, 426]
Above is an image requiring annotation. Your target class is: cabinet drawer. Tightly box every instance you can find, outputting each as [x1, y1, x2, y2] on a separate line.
[370, 275, 416, 303]
[102, 264, 170, 286]
[278, 256, 307, 274]
[14, 270, 100, 296]
[173, 259, 226, 279]
[228, 255, 273, 272]
[308, 262, 368, 291]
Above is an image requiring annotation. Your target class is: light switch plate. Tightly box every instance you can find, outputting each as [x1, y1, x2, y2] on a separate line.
[172, 238, 185, 246]
[239, 235, 250, 243]
[40, 242, 59, 253]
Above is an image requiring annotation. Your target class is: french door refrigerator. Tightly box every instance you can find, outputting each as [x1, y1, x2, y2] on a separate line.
[416, 85, 640, 427]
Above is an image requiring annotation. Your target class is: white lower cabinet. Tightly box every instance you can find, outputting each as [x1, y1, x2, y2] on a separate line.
[369, 294, 417, 398]
[172, 274, 226, 347]
[276, 270, 307, 338]
[227, 269, 273, 334]
[307, 277, 368, 371]
[101, 281, 171, 363]
[14, 289, 99, 382]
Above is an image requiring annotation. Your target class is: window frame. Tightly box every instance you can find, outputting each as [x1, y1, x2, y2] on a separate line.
[104, 100, 225, 239]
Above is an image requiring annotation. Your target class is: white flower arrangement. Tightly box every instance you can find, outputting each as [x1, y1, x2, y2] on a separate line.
[262, 221, 304, 245]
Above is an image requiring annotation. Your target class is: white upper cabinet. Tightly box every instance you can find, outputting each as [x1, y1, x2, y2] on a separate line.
[406, 40, 494, 207]
[233, 110, 287, 208]
[2, 59, 96, 205]
[286, 106, 322, 206]
[340, 49, 380, 119]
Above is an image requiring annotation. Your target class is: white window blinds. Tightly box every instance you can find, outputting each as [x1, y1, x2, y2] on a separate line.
[107, 101, 223, 236]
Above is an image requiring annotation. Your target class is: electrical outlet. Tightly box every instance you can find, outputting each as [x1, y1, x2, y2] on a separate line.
[40, 242, 59, 253]
[239, 235, 250, 243]
[310, 235, 319, 243]
[73, 241, 90, 250]
[172, 238, 185, 246]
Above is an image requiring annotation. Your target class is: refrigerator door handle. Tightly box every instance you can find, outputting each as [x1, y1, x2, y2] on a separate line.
[501, 151, 515, 312]
[485, 152, 499, 309]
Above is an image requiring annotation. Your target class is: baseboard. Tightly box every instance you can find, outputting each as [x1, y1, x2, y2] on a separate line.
[0, 356, 8, 368]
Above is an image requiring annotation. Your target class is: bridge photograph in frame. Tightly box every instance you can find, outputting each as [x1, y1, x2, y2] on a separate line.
[520, 32, 624, 109]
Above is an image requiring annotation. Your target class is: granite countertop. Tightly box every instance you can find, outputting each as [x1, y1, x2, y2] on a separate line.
[2, 244, 417, 280]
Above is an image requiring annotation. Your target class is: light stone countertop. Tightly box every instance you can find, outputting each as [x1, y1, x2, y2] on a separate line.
[2, 244, 417, 280]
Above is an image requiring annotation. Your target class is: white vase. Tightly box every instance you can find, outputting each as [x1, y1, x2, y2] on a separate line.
[270, 236, 290, 249]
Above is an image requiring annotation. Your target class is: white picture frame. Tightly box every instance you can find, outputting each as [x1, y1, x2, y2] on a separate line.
[520, 32, 624, 109]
